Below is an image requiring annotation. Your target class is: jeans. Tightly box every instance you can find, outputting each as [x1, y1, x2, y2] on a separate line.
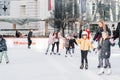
[0, 51, 9, 62]
[46, 44, 51, 53]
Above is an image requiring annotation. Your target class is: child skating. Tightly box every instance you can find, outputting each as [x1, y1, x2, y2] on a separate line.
[64, 34, 72, 57]
[76, 31, 94, 69]
[97, 31, 115, 75]
[0, 35, 9, 64]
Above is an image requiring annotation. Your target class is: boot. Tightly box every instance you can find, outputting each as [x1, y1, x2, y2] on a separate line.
[98, 68, 104, 75]
[85, 64, 88, 69]
[80, 64, 84, 69]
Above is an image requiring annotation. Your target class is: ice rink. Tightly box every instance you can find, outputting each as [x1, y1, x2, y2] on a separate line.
[0, 38, 120, 80]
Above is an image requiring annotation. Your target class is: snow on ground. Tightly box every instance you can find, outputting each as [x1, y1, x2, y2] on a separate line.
[0, 38, 120, 80]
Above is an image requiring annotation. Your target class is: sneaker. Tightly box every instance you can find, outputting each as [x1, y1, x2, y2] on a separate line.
[98, 68, 104, 75]
[80, 64, 84, 69]
[85, 64, 88, 69]
[107, 68, 112, 75]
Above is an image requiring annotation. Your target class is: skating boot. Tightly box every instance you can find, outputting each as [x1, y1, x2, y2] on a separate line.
[106, 68, 112, 75]
[85, 64, 88, 69]
[98, 68, 104, 75]
[97, 65, 100, 68]
[80, 64, 84, 69]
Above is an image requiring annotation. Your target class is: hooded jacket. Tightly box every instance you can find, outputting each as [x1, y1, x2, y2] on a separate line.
[76, 38, 94, 51]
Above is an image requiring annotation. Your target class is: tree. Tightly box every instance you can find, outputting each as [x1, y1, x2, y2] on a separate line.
[49, 0, 80, 36]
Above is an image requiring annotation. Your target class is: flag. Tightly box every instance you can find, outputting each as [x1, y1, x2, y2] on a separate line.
[48, 0, 52, 11]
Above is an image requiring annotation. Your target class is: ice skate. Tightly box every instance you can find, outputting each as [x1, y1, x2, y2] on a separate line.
[106, 68, 112, 75]
[6, 61, 9, 64]
[45, 52, 47, 55]
[98, 68, 104, 75]
[97, 65, 100, 68]
[80, 64, 84, 69]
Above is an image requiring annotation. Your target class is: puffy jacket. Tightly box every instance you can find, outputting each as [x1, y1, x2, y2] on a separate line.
[0, 38, 7, 52]
[76, 38, 94, 51]
[48, 33, 55, 44]
[98, 38, 115, 58]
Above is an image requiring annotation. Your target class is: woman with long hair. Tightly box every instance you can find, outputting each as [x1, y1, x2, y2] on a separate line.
[92, 20, 111, 68]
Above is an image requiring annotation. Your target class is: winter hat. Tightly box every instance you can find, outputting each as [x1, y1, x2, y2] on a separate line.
[82, 31, 88, 36]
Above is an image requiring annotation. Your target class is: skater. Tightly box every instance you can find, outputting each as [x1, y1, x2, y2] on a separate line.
[27, 29, 33, 49]
[69, 35, 78, 55]
[76, 31, 94, 69]
[45, 32, 55, 55]
[64, 34, 72, 57]
[113, 22, 120, 48]
[92, 20, 111, 68]
[97, 31, 115, 75]
[51, 31, 61, 55]
[0, 35, 9, 64]
[86, 28, 91, 40]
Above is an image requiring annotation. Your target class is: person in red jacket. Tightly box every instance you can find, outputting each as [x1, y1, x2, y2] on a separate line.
[86, 28, 91, 40]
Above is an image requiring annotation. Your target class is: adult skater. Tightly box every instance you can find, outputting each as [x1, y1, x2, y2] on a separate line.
[0, 35, 9, 64]
[76, 31, 94, 69]
[27, 29, 33, 49]
[92, 20, 111, 68]
[97, 31, 115, 75]
[45, 32, 55, 55]
[113, 22, 120, 48]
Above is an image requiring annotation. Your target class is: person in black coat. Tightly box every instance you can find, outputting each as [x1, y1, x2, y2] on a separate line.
[69, 35, 78, 54]
[28, 29, 33, 49]
[0, 35, 9, 64]
[113, 22, 120, 48]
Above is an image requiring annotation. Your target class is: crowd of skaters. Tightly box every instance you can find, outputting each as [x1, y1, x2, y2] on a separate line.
[44, 20, 120, 75]
[0, 20, 120, 75]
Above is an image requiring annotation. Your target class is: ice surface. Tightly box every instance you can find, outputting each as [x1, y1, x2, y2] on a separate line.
[0, 38, 120, 80]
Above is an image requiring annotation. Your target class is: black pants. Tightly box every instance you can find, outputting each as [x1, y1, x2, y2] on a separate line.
[81, 50, 88, 65]
[28, 38, 32, 47]
[52, 42, 59, 53]
[66, 47, 71, 55]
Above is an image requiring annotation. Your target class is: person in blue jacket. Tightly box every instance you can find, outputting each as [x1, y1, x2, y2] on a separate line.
[0, 35, 9, 64]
